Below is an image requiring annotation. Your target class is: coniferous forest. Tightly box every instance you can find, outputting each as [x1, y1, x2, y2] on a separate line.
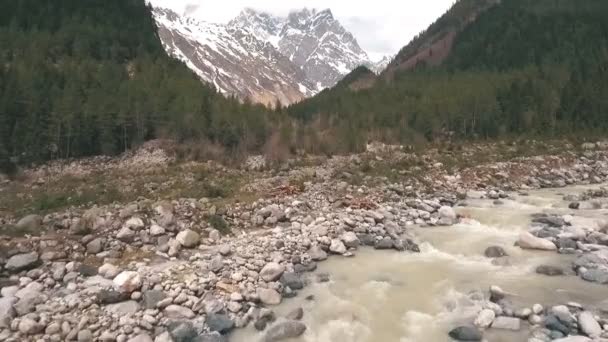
[1, 0, 608, 169]
[0, 0, 271, 165]
[288, 0, 608, 149]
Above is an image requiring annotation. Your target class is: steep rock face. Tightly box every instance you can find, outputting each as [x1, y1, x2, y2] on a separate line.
[153, 7, 372, 105]
[154, 8, 311, 106]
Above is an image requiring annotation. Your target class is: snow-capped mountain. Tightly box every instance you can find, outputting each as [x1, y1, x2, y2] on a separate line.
[369, 55, 393, 74]
[153, 7, 372, 106]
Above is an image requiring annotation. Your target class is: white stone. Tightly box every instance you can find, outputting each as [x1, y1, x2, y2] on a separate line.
[578, 311, 601, 338]
[341, 232, 360, 248]
[258, 288, 282, 305]
[176, 229, 200, 248]
[99, 263, 120, 279]
[124, 217, 144, 230]
[491, 316, 521, 330]
[260, 262, 285, 282]
[113, 271, 142, 293]
[0, 297, 17, 328]
[474, 309, 495, 328]
[517, 232, 557, 251]
[329, 239, 347, 254]
[149, 224, 166, 236]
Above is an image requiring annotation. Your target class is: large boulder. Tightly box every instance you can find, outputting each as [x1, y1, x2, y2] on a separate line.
[260, 262, 285, 282]
[491, 316, 520, 330]
[474, 309, 495, 328]
[113, 271, 142, 293]
[280, 273, 304, 290]
[0, 297, 17, 328]
[578, 311, 601, 338]
[15, 214, 42, 232]
[438, 206, 457, 225]
[308, 245, 327, 261]
[258, 288, 282, 305]
[263, 321, 307, 341]
[329, 239, 347, 254]
[517, 232, 557, 251]
[5, 252, 39, 272]
[341, 232, 360, 249]
[207, 314, 235, 334]
[176, 229, 200, 248]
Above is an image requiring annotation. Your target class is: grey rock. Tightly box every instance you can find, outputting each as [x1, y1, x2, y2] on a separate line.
[544, 315, 570, 335]
[210, 256, 224, 273]
[374, 237, 393, 250]
[105, 300, 140, 314]
[260, 262, 286, 282]
[5, 252, 39, 272]
[176, 229, 200, 248]
[0, 297, 17, 328]
[128, 334, 153, 342]
[97, 290, 130, 304]
[143, 290, 167, 309]
[86, 238, 104, 254]
[116, 227, 135, 241]
[280, 272, 304, 290]
[78, 329, 94, 342]
[263, 321, 307, 341]
[18, 317, 44, 335]
[484, 246, 508, 258]
[580, 268, 608, 284]
[15, 214, 42, 232]
[341, 232, 359, 248]
[491, 316, 521, 330]
[258, 288, 282, 305]
[329, 239, 346, 254]
[536, 265, 564, 276]
[448, 326, 482, 341]
[308, 245, 327, 261]
[552, 337, 591, 342]
[207, 314, 235, 334]
[165, 305, 195, 319]
[578, 311, 601, 338]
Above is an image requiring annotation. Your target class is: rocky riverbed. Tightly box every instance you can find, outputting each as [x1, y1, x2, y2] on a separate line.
[1, 140, 608, 341]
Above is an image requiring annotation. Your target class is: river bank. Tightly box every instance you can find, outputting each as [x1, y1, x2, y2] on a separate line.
[1, 140, 608, 341]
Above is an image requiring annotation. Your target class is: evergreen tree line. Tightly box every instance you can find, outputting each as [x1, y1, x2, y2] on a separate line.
[0, 0, 272, 168]
[287, 0, 608, 152]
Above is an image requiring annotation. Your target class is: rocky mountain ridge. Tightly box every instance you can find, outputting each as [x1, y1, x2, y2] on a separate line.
[153, 7, 386, 106]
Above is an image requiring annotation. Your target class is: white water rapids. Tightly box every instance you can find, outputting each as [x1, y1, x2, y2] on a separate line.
[233, 185, 608, 342]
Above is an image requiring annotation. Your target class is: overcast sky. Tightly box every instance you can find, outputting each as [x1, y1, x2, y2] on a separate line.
[148, 0, 455, 61]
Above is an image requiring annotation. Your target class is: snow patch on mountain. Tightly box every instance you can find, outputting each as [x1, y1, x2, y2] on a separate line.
[153, 7, 373, 106]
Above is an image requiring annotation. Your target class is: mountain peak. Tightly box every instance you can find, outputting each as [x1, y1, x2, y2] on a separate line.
[153, 7, 371, 105]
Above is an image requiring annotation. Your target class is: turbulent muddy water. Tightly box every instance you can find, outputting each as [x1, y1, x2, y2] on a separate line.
[233, 185, 608, 342]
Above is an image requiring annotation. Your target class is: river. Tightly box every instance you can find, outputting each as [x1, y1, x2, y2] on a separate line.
[232, 184, 608, 342]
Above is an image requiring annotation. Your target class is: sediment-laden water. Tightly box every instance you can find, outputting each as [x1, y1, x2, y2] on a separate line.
[233, 184, 608, 342]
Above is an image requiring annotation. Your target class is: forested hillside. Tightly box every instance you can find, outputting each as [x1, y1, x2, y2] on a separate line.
[0, 0, 271, 165]
[289, 0, 608, 149]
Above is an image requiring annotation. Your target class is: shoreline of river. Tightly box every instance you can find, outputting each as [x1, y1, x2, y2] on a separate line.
[1, 142, 608, 341]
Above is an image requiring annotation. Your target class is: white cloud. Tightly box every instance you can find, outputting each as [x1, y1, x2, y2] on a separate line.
[148, 0, 455, 61]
